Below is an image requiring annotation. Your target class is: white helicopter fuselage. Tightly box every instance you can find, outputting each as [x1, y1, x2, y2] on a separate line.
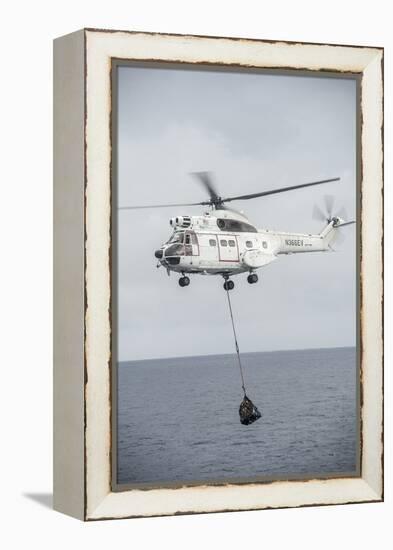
[156, 209, 341, 278]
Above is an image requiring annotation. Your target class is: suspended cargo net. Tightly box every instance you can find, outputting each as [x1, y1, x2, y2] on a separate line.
[224, 287, 262, 426]
[239, 395, 262, 425]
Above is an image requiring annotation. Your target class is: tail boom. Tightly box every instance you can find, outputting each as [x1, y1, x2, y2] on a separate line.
[274, 220, 339, 255]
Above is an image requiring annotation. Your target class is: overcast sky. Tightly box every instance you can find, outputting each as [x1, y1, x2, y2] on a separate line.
[116, 65, 357, 361]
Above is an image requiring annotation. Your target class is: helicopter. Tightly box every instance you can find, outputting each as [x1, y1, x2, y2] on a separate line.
[120, 172, 355, 290]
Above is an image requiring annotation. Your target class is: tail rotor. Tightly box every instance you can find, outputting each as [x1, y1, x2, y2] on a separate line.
[312, 195, 355, 249]
[312, 195, 348, 224]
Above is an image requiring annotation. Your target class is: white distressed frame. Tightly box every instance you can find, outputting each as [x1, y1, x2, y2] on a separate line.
[54, 29, 384, 521]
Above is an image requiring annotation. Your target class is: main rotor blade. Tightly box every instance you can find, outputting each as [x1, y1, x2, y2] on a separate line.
[118, 201, 206, 210]
[221, 177, 340, 204]
[191, 171, 220, 201]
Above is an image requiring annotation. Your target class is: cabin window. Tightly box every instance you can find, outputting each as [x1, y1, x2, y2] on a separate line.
[263, 241, 268, 249]
[228, 240, 236, 247]
[185, 234, 191, 245]
[209, 239, 216, 247]
[220, 239, 228, 247]
[246, 240, 253, 248]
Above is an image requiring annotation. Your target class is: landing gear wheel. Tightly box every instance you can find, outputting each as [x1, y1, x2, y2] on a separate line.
[179, 276, 190, 287]
[223, 280, 235, 291]
[247, 273, 258, 284]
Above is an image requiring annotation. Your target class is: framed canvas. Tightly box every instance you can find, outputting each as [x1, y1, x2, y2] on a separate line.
[53, 28, 383, 520]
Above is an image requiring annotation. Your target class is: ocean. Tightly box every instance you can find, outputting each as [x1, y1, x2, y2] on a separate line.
[117, 347, 358, 486]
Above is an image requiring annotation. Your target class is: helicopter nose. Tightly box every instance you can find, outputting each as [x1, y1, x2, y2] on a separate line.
[154, 249, 163, 259]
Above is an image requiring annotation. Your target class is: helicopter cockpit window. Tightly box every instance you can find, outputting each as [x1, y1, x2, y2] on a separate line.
[165, 243, 185, 256]
[216, 218, 257, 233]
[168, 232, 184, 244]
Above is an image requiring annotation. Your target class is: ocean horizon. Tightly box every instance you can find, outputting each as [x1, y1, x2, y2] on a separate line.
[116, 346, 358, 486]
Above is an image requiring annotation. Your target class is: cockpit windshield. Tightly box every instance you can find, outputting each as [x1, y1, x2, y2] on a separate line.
[167, 231, 184, 244]
[165, 243, 185, 257]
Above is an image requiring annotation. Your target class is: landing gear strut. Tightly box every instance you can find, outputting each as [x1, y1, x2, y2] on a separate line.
[247, 273, 258, 284]
[179, 275, 190, 287]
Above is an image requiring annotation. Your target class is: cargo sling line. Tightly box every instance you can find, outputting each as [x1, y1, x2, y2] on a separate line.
[225, 288, 262, 425]
[225, 288, 246, 395]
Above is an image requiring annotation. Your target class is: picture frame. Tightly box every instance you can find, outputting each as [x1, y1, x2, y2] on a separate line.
[53, 28, 383, 520]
